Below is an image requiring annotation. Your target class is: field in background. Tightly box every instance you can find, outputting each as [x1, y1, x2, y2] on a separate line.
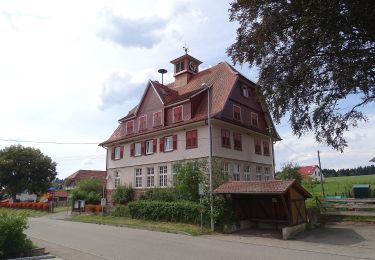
[304, 174, 375, 197]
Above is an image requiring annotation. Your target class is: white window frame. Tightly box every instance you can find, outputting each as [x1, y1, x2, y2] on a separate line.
[114, 146, 121, 160]
[134, 142, 142, 156]
[244, 165, 251, 181]
[146, 167, 155, 187]
[256, 165, 262, 174]
[153, 110, 162, 127]
[138, 115, 147, 131]
[256, 174, 262, 181]
[135, 168, 142, 188]
[223, 162, 229, 175]
[159, 166, 168, 187]
[114, 171, 120, 188]
[264, 167, 270, 175]
[126, 120, 134, 135]
[172, 164, 180, 186]
[265, 175, 270, 181]
[233, 163, 240, 181]
[175, 61, 185, 73]
[146, 140, 153, 155]
[242, 86, 249, 97]
[164, 136, 173, 152]
[172, 105, 183, 123]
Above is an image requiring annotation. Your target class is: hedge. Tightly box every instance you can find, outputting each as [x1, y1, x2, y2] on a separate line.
[0, 202, 49, 211]
[128, 200, 202, 223]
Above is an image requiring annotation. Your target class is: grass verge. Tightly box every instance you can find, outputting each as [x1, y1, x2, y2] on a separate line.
[0, 207, 48, 217]
[71, 214, 210, 236]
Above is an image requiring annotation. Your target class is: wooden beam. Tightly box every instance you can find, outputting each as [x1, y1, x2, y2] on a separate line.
[281, 195, 291, 224]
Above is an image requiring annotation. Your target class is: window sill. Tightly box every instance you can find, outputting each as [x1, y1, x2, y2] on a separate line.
[146, 152, 154, 155]
[164, 149, 174, 153]
[186, 146, 198, 149]
[255, 152, 262, 155]
[234, 147, 242, 151]
[222, 145, 231, 149]
[134, 154, 142, 157]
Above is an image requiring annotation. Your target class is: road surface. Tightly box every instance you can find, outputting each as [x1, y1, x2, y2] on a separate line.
[26, 215, 375, 260]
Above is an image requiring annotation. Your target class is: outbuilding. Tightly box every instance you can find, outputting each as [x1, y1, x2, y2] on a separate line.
[214, 180, 312, 239]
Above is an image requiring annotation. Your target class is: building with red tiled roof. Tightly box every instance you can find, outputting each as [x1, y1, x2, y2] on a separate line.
[64, 170, 106, 191]
[298, 165, 324, 182]
[100, 53, 281, 199]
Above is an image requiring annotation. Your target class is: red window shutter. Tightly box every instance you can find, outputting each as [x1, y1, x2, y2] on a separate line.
[120, 146, 124, 159]
[186, 131, 191, 148]
[130, 143, 135, 157]
[111, 148, 115, 160]
[160, 137, 164, 152]
[173, 134, 177, 150]
[141, 142, 145, 155]
[153, 139, 157, 153]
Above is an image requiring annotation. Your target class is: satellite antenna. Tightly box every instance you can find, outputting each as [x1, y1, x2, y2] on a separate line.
[158, 69, 167, 85]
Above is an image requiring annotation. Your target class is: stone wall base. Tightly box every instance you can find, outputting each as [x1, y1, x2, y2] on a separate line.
[282, 223, 306, 240]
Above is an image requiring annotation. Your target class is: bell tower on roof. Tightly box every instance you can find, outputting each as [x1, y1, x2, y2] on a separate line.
[170, 47, 202, 88]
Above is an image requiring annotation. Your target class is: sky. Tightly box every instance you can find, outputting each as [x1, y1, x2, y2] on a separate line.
[0, 0, 374, 179]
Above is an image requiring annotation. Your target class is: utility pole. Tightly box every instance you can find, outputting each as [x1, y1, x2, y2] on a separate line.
[317, 150, 325, 196]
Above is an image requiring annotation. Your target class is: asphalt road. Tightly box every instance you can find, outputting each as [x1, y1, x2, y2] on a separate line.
[26, 216, 375, 260]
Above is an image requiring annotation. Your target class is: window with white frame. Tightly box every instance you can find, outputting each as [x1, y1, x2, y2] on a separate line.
[242, 86, 249, 97]
[146, 167, 155, 187]
[146, 140, 153, 155]
[159, 166, 168, 187]
[264, 167, 270, 175]
[265, 175, 270, 181]
[256, 165, 262, 174]
[114, 146, 121, 160]
[233, 164, 240, 181]
[223, 162, 229, 175]
[135, 168, 142, 188]
[256, 174, 262, 181]
[164, 136, 173, 152]
[244, 165, 251, 181]
[134, 142, 142, 156]
[114, 171, 120, 188]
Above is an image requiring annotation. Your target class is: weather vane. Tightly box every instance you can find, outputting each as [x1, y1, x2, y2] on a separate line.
[183, 46, 189, 54]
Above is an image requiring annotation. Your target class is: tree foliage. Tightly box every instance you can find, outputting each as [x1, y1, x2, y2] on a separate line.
[112, 184, 133, 204]
[175, 162, 204, 202]
[227, 0, 375, 151]
[0, 145, 57, 198]
[72, 178, 103, 204]
[278, 162, 302, 183]
[323, 165, 375, 177]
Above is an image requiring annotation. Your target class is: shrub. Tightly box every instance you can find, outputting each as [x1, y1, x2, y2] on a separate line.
[0, 212, 34, 259]
[95, 205, 102, 214]
[175, 162, 204, 202]
[201, 195, 235, 231]
[42, 203, 49, 211]
[140, 188, 180, 202]
[112, 205, 131, 217]
[128, 200, 201, 223]
[72, 178, 103, 204]
[112, 184, 133, 204]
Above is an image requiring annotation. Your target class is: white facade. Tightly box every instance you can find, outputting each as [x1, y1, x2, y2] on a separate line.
[106, 121, 274, 192]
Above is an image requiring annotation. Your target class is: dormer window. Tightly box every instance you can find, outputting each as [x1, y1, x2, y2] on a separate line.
[175, 61, 185, 73]
[251, 112, 259, 128]
[126, 120, 134, 135]
[242, 86, 249, 98]
[173, 105, 183, 123]
[233, 105, 241, 121]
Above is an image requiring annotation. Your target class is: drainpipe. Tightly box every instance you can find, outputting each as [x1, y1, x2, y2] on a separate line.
[202, 83, 214, 232]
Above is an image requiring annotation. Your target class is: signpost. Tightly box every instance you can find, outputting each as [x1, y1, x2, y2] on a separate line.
[198, 183, 204, 232]
[101, 198, 106, 216]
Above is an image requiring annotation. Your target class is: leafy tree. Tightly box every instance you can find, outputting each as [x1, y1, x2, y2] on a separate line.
[72, 178, 103, 204]
[278, 162, 302, 184]
[227, 0, 375, 151]
[112, 184, 133, 204]
[0, 145, 57, 199]
[175, 162, 204, 202]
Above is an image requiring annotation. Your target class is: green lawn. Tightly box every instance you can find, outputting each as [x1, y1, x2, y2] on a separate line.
[0, 207, 48, 217]
[71, 214, 210, 236]
[304, 174, 375, 197]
